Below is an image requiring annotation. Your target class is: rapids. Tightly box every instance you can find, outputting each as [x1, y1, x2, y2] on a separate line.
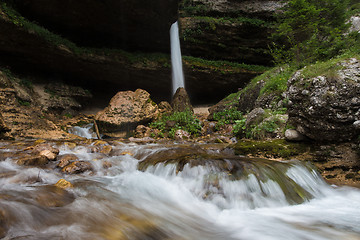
[0, 139, 360, 240]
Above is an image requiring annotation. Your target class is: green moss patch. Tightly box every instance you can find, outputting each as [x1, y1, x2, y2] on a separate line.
[232, 139, 310, 159]
[183, 56, 270, 74]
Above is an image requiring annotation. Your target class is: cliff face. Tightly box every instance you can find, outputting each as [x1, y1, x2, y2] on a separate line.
[0, 0, 273, 106]
[179, 0, 284, 65]
[11, 0, 179, 53]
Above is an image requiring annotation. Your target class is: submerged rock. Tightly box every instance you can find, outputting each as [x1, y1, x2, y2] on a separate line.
[95, 89, 158, 137]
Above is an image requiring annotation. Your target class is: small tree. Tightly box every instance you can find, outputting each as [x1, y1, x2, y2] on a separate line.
[271, 0, 350, 66]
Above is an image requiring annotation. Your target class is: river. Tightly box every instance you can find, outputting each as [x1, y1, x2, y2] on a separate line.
[0, 139, 360, 240]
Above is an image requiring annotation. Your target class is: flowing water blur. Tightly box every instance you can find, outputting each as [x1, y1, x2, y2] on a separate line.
[170, 21, 185, 95]
[0, 136, 360, 239]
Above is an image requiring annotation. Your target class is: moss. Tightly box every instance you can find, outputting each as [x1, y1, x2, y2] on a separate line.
[232, 139, 309, 159]
[183, 56, 270, 74]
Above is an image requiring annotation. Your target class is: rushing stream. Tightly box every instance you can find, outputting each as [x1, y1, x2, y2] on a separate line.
[0, 138, 360, 240]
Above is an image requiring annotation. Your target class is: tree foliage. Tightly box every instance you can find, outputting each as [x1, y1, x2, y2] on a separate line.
[271, 0, 352, 66]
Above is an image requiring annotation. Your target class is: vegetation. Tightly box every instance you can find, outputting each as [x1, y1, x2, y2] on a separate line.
[150, 111, 202, 138]
[232, 110, 286, 140]
[271, 0, 359, 66]
[232, 139, 308, 159]
[183, 56, 270, 74]
[213, 108, 243, 130]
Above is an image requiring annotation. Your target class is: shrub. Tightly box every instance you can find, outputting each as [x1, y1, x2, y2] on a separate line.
[150, 111, 202, 138]
[213, 108, 244, 130]
[271, 0, 353, 66]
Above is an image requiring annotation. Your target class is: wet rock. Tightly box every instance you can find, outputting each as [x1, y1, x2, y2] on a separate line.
[16, 155, 49, 166]
[39, 149, 57, 161]
[128, 137, 155, 143]
[57, 154, 78, 168]
[33, 143, 60, 156]
[62, 161, 93, 174]
[55, 179, 74, 189]
[285, 129, 306, 142]
[34, 185, 74, 207]
[171, 88, 193, 113]
[287, 58, 360, 142]
[102, 161, 112, 169]
[100, 145, 113, 155]
[95, 89, 158, 137]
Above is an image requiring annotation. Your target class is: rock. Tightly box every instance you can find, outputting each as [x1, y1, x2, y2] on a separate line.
[287, 58, 360, 142]
[171, 88, 193, 113]
[62, 161, 93, 174]
[95, 89, 158, 137]
[57, 154, 78, 168]
[55, 179, 74, 189]
[245, 108, 265, 127]
[134, 125, 152, 138]
[100, 145, 113, 155]
[17, 155, 49, 166]
[349, 15, 360, 33]
[354, 120, 360, 129]
[128, 137, 155, 143]
[158, 101, 173, 116]
[285, 129, 306, 142]
[174, 129, 190, 140]
[39, 150, 57, 161]
[33, 144, 60, 158]
[0, 112, 10, 133]
[102, 161, 112, 169]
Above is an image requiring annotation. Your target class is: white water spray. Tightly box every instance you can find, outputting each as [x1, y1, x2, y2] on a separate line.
[170, 21, 185, 95]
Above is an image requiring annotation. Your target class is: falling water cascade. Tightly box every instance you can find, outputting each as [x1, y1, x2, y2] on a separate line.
[170, 21, 185, 95]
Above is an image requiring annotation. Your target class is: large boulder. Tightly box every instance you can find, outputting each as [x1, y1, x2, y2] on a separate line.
[95, 89, 159, 137]
[287, 58, 360, 142]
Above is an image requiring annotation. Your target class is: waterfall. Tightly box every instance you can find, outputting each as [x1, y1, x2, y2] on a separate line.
[170, 21, 185, 95]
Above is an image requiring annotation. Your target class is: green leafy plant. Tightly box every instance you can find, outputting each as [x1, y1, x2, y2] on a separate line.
[271, 0, 353, 66]
[150, 111, 202, 138]
[213, 108, 244, 130]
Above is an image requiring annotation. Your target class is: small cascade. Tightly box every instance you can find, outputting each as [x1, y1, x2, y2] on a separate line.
[68, 123, 97, 139]
[170, 21, 185, 95]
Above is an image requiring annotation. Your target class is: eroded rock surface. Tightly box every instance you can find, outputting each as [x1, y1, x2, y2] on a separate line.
[287, 58, 360, 142]
[95, 89, 159, 137]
